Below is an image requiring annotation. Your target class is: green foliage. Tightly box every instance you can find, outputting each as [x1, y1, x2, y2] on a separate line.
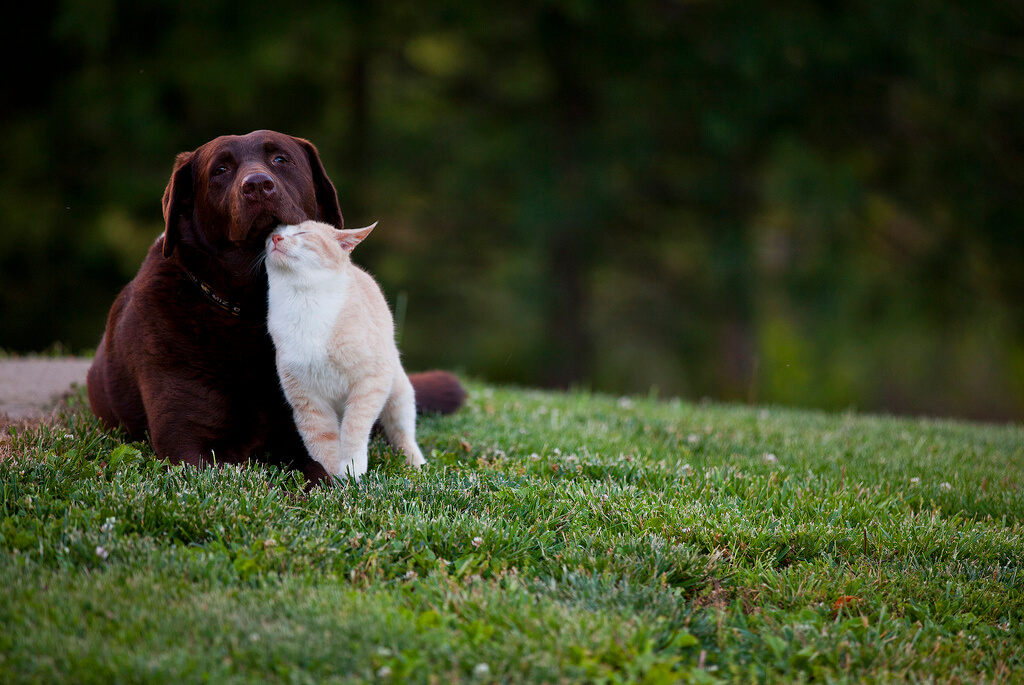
[1, 385, 1022, 682]
[3, 2, 1024, 419]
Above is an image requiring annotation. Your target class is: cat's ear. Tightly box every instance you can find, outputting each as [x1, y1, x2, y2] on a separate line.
[336, 222, 377, 253]
[161, 151, 195, 259]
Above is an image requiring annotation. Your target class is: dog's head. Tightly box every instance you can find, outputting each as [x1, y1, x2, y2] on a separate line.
[161, 131, 343, 259]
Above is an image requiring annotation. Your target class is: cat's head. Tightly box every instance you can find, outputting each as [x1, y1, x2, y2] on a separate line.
[265, 220, 376, 274]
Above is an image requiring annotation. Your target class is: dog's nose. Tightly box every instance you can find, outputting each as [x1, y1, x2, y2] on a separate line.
[241, 172, 276, 200]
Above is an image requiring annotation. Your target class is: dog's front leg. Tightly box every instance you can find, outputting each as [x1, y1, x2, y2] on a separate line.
[141, 378, 240, 467]
[148, 429, 219, 468]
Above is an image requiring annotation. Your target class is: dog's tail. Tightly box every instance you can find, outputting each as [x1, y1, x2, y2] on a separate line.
[409, 370, 467, 415]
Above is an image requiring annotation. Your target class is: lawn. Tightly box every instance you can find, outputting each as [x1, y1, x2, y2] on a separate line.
[1, 383, 1022, 683]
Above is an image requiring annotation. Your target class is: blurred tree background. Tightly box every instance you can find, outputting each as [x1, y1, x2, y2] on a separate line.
[3, 0, 1023, 421]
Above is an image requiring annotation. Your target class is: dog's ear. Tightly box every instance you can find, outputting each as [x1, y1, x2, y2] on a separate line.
[161, 151, 195, 259]
[296, 138, 344, 230]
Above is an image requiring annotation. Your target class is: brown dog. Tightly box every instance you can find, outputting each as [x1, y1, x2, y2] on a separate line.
[87, 130, 464, 484]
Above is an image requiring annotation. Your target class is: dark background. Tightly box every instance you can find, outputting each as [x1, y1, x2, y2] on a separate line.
[3, 1, 1023, 421]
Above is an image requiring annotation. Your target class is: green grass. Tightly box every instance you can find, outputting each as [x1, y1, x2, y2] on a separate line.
[1, 383, 1022, 683]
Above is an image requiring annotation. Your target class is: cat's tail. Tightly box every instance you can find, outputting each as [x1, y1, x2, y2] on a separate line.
[409, 370, 467, 415]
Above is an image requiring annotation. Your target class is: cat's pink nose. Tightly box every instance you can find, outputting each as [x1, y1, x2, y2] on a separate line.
[271, 234, 284, 246]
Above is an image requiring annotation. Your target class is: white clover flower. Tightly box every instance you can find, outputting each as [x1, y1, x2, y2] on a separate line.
[764, 453, 778, 463]
[529, 453, 541, 461]
[472, 536, 484, 548]
[377, 665, 393, 679]
[940, 482, 952, 491]
[681, 463, 694, 476]
[473, 663, 491, 679]
[618, 397, 633, 409]
[687, 434, 700, 445]
[910, 477, 921, 485]
[600, 494, 610, 502]
[100, 517, 116, 533]
[95, 546, 109, 560]
[405, 570, 418, 580]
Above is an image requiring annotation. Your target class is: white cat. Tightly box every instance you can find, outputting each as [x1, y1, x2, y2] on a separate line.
[265, 220, 425, 481]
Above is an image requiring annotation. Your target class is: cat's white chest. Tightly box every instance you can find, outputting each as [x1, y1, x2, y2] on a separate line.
[267, 275, 348, 385]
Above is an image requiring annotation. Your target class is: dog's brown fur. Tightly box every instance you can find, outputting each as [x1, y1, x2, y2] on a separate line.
[86, 131, 464, 485]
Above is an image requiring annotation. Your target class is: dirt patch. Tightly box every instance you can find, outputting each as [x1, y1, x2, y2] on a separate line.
[0, 358, 92, 423]
[0, 415, 47, 460]
[0, 359, 93, 459]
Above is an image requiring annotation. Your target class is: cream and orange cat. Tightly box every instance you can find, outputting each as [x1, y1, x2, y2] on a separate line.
[265, 220, 425, 481]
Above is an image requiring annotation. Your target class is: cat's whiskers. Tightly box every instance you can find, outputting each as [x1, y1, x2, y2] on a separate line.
[249, 250, 269, 279]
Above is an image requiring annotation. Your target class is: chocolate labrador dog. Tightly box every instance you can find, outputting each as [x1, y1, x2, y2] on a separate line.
[87, 130, 464, 485]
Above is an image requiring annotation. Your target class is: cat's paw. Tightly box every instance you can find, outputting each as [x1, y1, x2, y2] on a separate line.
[403, 445, 427, 469]
[334, 457, 366, 482]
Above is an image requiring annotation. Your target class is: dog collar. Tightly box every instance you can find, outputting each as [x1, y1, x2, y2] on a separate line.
[185, 270, 244, 317]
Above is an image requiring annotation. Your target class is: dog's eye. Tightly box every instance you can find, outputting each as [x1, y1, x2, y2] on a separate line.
[211, 165, 229, 177]
[272, 155, 288, 165]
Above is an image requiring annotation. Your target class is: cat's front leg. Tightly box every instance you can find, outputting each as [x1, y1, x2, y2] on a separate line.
[337, 382, 390, 481]
[293, 401, 346, 478]
[278, 370, 346, 477]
